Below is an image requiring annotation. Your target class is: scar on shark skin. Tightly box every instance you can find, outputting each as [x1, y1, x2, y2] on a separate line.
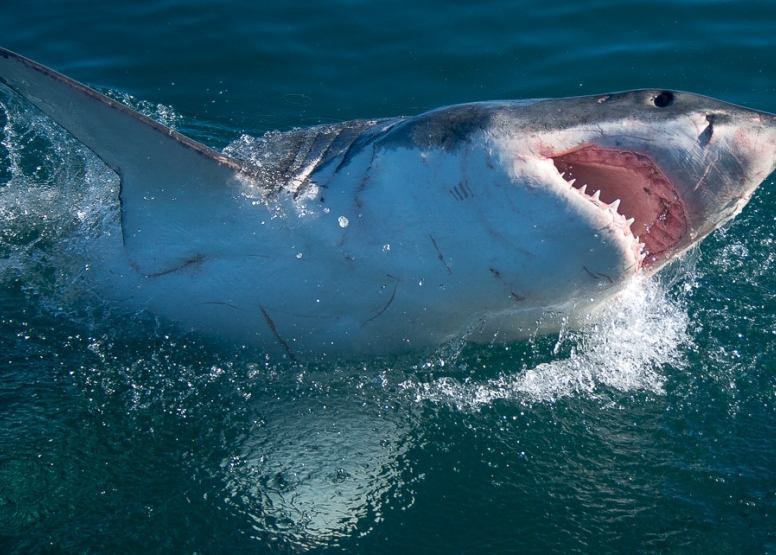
[203, 301, 242, 310]
[429, 234, 453, 275]
[260, 306, 297, 362]
[491, 268, 525, 301]
[130, 254, 204, 278]
[583, 266, 614, 284]
[449, 180, 474, 201]
[362, 274, 400, 327]
[354, 145, 378, 209]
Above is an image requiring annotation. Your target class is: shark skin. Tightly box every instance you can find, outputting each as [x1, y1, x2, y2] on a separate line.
[1, 47, 775, 361]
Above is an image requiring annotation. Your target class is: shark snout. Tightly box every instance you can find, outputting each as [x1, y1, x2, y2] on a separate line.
[675, 106, 776, 249]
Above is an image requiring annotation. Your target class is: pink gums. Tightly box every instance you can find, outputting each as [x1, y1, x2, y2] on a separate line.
[552, 145, 689, 268]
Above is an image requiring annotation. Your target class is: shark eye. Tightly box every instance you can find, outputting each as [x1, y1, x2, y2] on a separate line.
[653, 91, 674, 108]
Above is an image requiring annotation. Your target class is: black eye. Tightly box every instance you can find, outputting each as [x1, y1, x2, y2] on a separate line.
[653, 91, 674, 108]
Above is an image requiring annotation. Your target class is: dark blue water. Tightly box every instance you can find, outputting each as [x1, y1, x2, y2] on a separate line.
[2, 1, 776, 553]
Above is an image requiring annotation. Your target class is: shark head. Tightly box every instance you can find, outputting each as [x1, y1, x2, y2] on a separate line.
[532, 90, 776, 272]
[478, 90, 776, 274]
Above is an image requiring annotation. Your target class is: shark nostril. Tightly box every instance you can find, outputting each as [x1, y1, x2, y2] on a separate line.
[699, 114, 715, 147]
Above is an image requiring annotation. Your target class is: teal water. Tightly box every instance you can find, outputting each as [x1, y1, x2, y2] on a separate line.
[2, 1, 776, 553]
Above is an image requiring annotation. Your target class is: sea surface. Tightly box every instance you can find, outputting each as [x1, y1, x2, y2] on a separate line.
[2, 1, 776, 553]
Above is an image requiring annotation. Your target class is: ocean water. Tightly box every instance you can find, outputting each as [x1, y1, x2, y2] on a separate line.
[2, 1, 776, 553]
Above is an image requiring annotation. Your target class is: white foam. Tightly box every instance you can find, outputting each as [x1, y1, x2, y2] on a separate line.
[0, 91, 123, 312]
[401, 275, 691, 409]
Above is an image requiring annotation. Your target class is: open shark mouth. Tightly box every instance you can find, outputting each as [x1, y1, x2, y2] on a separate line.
[551, 145, 689, 269]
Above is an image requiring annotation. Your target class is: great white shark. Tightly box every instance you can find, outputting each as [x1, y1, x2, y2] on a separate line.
[1, 47, 775, 361]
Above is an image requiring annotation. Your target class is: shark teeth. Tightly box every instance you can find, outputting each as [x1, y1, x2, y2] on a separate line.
[566, 179, 642, 266]
[564, 178, 637, 236]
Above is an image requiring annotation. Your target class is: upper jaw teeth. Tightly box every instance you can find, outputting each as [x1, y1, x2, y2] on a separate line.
[567, 179, 626, 218]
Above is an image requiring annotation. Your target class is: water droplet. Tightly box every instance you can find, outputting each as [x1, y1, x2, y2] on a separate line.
[338, 216, 349, 228]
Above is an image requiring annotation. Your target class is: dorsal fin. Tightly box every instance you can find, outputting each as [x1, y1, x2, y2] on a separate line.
[0, 47, 255, 275]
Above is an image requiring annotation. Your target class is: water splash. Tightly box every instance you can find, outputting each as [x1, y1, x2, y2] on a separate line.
[401, 275, 691, 409]
[98, 88, 184, 131]
[212, 275, 694, 550]
[0, 91, 119, 326]
[0, 86, 194, 324]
